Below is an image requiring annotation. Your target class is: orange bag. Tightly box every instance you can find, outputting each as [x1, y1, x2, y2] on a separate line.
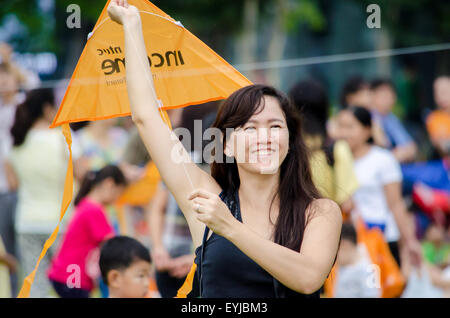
[356, 219, 405, 298]
[324, 218, 405, 298]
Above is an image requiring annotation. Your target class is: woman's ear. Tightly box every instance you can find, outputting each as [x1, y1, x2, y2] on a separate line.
[223, 131, 235, 158]
[224, 140, 234, 158]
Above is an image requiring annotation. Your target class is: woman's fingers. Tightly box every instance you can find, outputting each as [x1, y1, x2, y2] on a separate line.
[191, 197, 211, 214]
[192, 197, 210, 206]
[187, 188, 213, 200]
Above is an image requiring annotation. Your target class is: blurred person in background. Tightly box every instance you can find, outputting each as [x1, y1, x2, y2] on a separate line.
[370, 79, 417, 163]
[426, 76, 450, 157]
[0, 235, 17, 297]
[337, 106, 422, 269]
[0, 62, 24, 296]
[339, 76, 372, 109]
[4, 88, 81, 297]
[48, 165, 126, 298]
[400, 76, 449, 205]
[0, 43, 40, 91]
[330, 75, 388, 147]
[74, 117, 146, 297]
[289, 79, 358, 216]
[402, 221, 450, 298]
[122, 125, 151, 168]
[75, 118, 142, 183]
[422, 222, 450, 268]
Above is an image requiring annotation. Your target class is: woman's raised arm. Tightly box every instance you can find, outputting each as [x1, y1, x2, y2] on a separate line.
[107, 0, 220, 247]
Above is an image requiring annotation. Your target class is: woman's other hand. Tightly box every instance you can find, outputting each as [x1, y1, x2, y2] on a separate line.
[107, 0, 140, 26]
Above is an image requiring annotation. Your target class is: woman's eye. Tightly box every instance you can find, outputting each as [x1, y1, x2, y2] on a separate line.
[271, 125, 281, 129]
[244, 126, 256, 131]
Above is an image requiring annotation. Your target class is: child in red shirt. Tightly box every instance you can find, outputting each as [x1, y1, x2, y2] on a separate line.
[48, 165, 127, 297]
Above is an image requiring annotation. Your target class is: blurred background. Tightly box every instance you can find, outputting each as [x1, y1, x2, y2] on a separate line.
[1, 0, 449, 156]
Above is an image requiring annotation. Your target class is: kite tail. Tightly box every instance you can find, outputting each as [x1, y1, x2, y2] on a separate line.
[17, 123, 74, 298]
[176, 263, 197, 298]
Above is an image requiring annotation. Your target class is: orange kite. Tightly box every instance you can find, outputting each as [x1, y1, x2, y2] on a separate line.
[18, 0, 251, 297]
[50, 0, 251, 127]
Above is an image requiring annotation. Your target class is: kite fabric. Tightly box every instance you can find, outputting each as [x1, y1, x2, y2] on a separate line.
[50, 0, 252, 128]
[18, 0, 252, 297]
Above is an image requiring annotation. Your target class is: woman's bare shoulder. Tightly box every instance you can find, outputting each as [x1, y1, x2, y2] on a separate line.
[306, 198, 342, 224]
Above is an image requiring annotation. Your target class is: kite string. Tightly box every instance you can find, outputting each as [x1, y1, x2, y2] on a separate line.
[125, 24, 196, 192]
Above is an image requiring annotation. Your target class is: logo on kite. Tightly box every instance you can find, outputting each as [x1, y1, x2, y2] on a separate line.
[98, 46, 185, 75]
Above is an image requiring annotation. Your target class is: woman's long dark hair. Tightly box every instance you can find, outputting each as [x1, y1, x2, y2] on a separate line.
[10, 88, 55, 146]
[210, 84, 321, 251]
[74, 165, 127, 206]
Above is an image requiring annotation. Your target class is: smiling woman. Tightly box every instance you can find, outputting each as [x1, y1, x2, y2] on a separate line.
[107, 0, 342, 298]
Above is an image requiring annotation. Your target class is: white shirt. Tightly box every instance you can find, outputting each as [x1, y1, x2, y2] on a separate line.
[8, 127, 80, 234]
[352, 146, 402, 242]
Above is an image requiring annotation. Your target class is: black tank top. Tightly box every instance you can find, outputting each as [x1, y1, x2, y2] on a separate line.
[193, 188, 320, 298]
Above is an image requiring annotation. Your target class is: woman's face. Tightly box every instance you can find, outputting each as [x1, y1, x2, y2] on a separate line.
[225, 95, 290, 175]
[337, 110, 371, 151]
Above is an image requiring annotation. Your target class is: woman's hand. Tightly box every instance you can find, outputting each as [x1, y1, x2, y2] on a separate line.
[107, 0, 140, 25]
[188, 189, 238, 238]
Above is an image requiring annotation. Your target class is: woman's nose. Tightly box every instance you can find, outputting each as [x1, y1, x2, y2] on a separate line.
[256, 128, 270, 143]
